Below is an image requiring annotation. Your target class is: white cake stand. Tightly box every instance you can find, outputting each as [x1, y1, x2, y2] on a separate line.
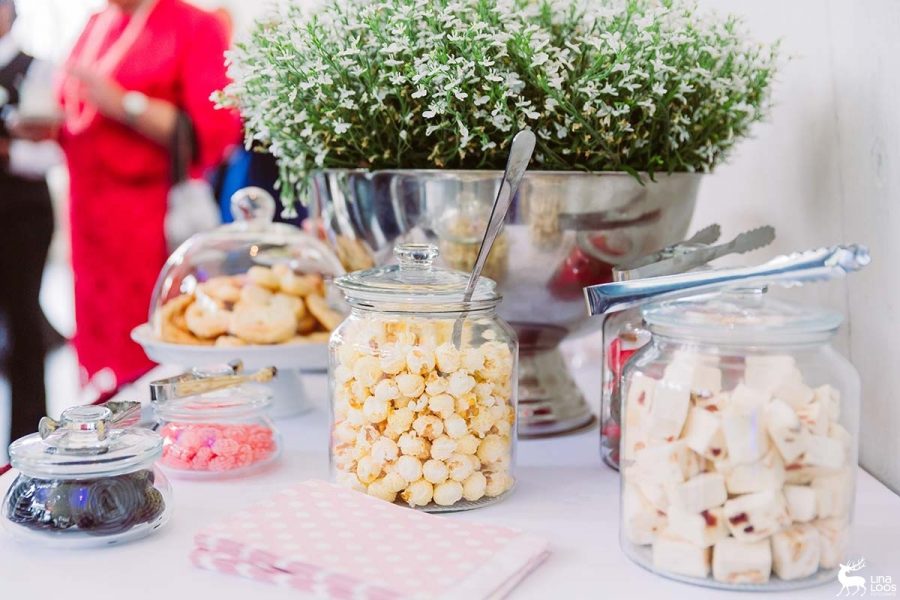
[132, 324, 329, 419]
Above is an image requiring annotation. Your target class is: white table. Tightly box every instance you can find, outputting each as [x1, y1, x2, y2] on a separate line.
[2, 372, 899, 600]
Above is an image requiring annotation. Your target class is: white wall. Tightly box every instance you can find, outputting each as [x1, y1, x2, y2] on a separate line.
[693, 1, 900, 491]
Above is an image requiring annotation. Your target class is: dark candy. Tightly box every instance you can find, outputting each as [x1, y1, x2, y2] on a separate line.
[4, 470, 165, 537]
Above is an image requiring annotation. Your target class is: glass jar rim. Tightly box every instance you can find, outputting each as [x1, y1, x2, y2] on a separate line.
[153, 385, 272, 421]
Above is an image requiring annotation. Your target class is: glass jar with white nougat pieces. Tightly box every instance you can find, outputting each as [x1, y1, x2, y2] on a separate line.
[619, 289, 860, 591]
[328, 242, 517, 511]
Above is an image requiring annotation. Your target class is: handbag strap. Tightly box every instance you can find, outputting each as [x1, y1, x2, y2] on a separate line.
[170, 111, 197, 185]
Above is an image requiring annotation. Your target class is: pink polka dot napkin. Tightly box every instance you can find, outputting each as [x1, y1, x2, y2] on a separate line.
[191, 480, 550, 599]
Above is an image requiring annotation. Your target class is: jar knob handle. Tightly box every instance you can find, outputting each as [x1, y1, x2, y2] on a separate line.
[394, 243, 439, 270]
[231, 186, 277, 224]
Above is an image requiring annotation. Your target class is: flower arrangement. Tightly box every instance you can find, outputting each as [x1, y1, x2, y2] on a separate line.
[218, 0, 779, 204]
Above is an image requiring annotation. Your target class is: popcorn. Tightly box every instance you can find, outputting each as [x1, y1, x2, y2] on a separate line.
[430, 436, 458, 461]
[363, 396, 390, 423]
[352, 356, 383, 387]
[401, 479, 434, 507]
[428, 394, 456, 420]
[461, 347, 485, 372]
[667, 505, 728, 548]
[624, 483, 667, 546]
[422, 459, 449, 484]
[373, 378, 400, 403]
[370, 438, 399, 466]
[722, 490, 791, 543]
[393, 455, 423, 483]
[668, 473, 727, 513]
[476, 434, 508, 465]
[712, 538, 772, 584]
[425, 372, 449, 395]
[724, 449, 786, 495]
[783, 484, 817, 523]
[462, 472, 487, 502]
[652, 530, 712, 578]
[381, 471, 408, 494]
[447, 371, 477, 398]
[456, 434, 480, 455]
[386, 407, 415, 434]
[444, 414, 469, 439]
[771, 523, 820, 580]
[484, 470, 513, 497]
[406, 346, 436, 375]
[434, 343, 461, 373]
[433, 480, 464, 506]
[396, 373, 425, 398]
[379, 343, 411, 375]
[412, 415, 444, 440]
[813, 517, 850, 569]
[356, 455, 381, 484]
[446, 453, 476, 482]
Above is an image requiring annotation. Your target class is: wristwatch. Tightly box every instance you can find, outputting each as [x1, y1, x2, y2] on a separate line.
[122, 90, 149, 124]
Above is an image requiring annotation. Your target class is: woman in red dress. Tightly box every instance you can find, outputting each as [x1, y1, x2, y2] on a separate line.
[55, 0, 241, 390]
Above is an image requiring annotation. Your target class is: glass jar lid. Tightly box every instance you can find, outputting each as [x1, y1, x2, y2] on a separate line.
[9, 405, 162, 479]
[153, 384, 271, 421]
[335, 243, 499, 310]
[642, 288, 844, 345]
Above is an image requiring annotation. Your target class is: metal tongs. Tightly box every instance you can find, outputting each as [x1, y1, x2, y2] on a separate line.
[150, 360, 277, 402]
[614, 224, 776, 281]
[585, 244, 871, 316]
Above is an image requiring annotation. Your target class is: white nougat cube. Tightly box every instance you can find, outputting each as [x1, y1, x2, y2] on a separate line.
[797, 401, 829, 437]
[625, 467, 670, 512]
[813, 517, 850, 569]
[773, 380, 814, 410]
[634, 440, 701, 485]
[669, 472, 728, 513]
[745, 354, 802, 395]
[667, 505, 729, 548]
[765, 398, 809, 463]
[723, 490, 791, 543]
[626, 372, 657, 416]
[814, 384, 841, 421]
[712, 538, 773, 584]
[682, 406, 727, 461]
[783, 484, 817, 523]
[623, 482, 667, 545]
[724, 448, 786, 495]
[695, 391, 729, 413]
[829, 422, 853, 456]
[647, 377, 691, 442]
[784, 464, 825, 485]
[812, 469, 853, 519]
[804, 435, 846, 471]
[771, 523, 821, 580]
[722, 385, 770, 465]
[692, 364, 724, 399]
[652, 529, 712, 578]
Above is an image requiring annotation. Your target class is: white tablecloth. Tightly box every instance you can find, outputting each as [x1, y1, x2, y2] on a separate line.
[2, 371, 899, 599]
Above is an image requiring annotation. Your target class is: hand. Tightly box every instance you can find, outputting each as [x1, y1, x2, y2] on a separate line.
[67, 65, 127, 122]
[7, 116, 60, 141]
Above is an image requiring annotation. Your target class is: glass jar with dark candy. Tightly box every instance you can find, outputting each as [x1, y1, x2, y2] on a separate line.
[1, 402, 171, 547]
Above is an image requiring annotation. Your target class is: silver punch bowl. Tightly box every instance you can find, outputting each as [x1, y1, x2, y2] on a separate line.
[310, 170, 701, 436]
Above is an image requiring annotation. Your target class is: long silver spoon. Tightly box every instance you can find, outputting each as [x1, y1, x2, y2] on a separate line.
[452, 129, 536, 347]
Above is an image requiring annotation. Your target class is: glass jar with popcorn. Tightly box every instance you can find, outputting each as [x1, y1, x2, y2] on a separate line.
[618, 288, 861, 590]
[328, 242, 517, 511]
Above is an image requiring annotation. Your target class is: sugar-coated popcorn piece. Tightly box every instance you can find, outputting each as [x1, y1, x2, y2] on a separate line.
[392, 455, 423, 483]
[474, 381, 493, 403]
[401, 479, 434, 507]
[443, 414, 468, 439]
[462, 471, 487, 501]
[476, 434, 508, 465]
[422, 459, 449, 484]
[406, 346, 436, 375]
[334, 421, 357, 445]
[484, 470, 513, 497]
[412, 415, 444, 440]
[623, 483, 668, 546]
[771, 523, 821, 580]
[773, 379, 815, 410]
[797, 401, 829, 437]
[461, 347, 485, 373]
[446, 453, 476, 482]
[379, 343, 411, 375]
[386, 407, 415, 435]
[433, 480, 464, 506]
[427, 394, 456, 420]
[469, 408, 495, 437]
[815, 384, 841, 421]
[724, 448, 786, 495]
[723, 490, 791, 543]
[666, 505, 728, 548]
[370, 437, 399, 466]
[712, 538, 772, 584]
[456, 434, 480, 455]
[647, 377, 691, 442]
[813, 517, 850, 569]
[352, 355, 383, 387]
[682, 406, 727, 461]
[381, 471, 407, 494]
[335, 470, 366, 493]
[744, 354, 802, 395]
[350, 381, 370, 404]
[783, 484, 817, 523]
[434, 343, 461, 374]
[447, 371, 477, 398]
[804, 435, 846, 471]
[430, 435, 457, 461]
[634, 440, 701, 485]
[668, 472, 727, 513]
[425, 371, 449, 395]
[334, 364, 353, 386]
[362, 396, 390, 423]
[397, 432, 431, 460]
[722, 385, 770, 465]
[373, 378, 400, 403]
[395, 373, 425, 398]
[356, 455, 381, 484]
[765, 398, 808, 463]
[812, 469, 853, 519]
[652, 529, 712, 578]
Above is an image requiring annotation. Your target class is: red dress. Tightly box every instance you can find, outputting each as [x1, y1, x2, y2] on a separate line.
[59, 0, 241, 389]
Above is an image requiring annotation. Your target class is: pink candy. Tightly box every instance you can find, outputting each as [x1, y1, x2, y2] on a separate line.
[160, 423, 277, 472]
